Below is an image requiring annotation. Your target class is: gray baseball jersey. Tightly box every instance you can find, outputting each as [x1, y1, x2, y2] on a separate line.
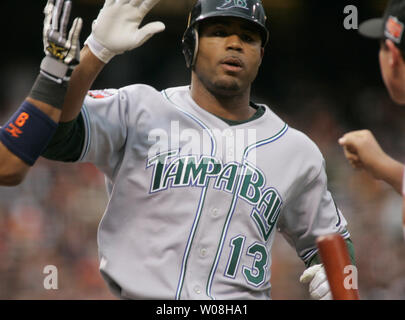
[78, 84, 349, 300]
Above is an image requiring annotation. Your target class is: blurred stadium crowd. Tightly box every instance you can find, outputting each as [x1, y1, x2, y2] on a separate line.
[0, 0, 404, 299]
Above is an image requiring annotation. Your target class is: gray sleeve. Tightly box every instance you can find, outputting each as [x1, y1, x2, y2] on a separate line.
[79, 89, 128, 181]
[277, 160, 350, 265]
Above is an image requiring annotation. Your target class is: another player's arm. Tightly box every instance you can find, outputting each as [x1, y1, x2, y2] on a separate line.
[0, 100, 61, 186]
[0, 0, 82, 186]
[339, 130, 404, 194]
[42, 0, 165, 161]
[40, 47, 105, 163]
[59, 47, 105, 122]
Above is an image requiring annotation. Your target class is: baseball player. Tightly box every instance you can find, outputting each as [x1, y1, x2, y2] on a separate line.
[5, 0, 355, 300]
[338, 0, 405, 235]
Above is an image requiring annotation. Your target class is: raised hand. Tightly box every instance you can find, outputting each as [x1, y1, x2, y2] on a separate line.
[85, 0, 165, 63]
[41, 0, 83, 84]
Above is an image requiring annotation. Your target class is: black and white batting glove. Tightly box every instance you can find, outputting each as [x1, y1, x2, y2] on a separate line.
[41, 0, 83, 85]
[85, 0, 165, 64]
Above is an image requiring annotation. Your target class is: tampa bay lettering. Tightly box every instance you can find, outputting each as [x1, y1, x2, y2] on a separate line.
[147, 150, 282, 241]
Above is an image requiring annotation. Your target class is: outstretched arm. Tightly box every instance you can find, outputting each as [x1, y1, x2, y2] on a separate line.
[59, 0, 165, 122]
[59, 46, 105, 122]
[0, 0, 82, 185]
[339, 130, 404, 195]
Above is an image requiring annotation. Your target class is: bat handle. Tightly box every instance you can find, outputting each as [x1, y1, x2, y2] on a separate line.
[316, 233, 360, 300]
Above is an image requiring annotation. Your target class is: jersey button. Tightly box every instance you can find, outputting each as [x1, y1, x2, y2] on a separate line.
[200, 248, 208, 258]
[212, 208, 219, 217]
[224, 130, 234, 138]
[194, 286, 202, 295]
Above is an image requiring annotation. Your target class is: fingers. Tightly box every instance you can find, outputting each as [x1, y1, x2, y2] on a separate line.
[104, 0, 116, 6]
[309, 265, 328, 291]
[65, 17, 83, 64]
[342, 146, 362, 167]
[133, 21, 165, 48]
[88, 0, 165, 60]
[339, 131, 364, 162]
[338, 129, 376, 149]
[310, 281, 331, 300]
[131, 0, 161, 14]
[43, 0, 54, 40]
[60, 0, 72, 40]
[338, 134, 357, 150]
[320, 291, 333, 300]
[339, 138, 357, 159]
[44, 0, 55, 15]
[48, 0, 73, 45]
[339, 130, 380, 170]
[299, 264, 322, 284]
[140, 21, 166, 35]
[300, 265, 333, 300]
[69, 17, 83, 47]
[51, 0, 64, 33]
[43, 0, 82, 65]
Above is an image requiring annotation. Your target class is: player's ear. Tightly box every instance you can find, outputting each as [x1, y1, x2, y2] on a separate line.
[386, 39, 401, 67]
[257, 47, 264, 66]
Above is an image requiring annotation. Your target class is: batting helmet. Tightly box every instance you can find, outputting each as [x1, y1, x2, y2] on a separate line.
[182, 0, 269, 68]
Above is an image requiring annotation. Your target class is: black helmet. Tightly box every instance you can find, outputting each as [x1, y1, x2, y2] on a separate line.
[182, 0, 269, 68]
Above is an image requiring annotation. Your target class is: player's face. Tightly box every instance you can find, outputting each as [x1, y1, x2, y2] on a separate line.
[193, 17, 264, 97]
[379, 41, 405, 104]
[379, 42, 394, 96]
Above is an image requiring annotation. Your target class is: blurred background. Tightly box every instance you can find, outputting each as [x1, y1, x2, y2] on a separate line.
[0, 0, 404, 300]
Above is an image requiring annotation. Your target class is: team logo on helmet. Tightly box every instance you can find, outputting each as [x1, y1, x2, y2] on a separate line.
[217, 0, 249, 11]
[385, 16, 404, 44]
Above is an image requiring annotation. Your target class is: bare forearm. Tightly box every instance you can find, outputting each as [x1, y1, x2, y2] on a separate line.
[379, 157, 404, 195]
[0, 141, 29, 186]
[60, 46, 105, 122]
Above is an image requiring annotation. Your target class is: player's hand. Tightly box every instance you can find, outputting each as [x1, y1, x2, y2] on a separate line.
[338, 130, 391, 180]
[300, 264, 332, 300]
[41, 0, 83, 84]
[85, 0, 166, 63]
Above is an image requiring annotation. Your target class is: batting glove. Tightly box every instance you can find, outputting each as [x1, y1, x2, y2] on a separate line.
[85, 0, 166, 64]
[299, 264, 332, 300]
[41, 0, 83, 84]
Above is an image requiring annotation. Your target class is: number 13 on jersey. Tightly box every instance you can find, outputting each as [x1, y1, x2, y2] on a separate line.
[225, 235, 269, 286]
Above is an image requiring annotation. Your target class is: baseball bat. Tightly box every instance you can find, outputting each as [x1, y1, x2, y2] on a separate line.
[316, 233, 360, 300]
